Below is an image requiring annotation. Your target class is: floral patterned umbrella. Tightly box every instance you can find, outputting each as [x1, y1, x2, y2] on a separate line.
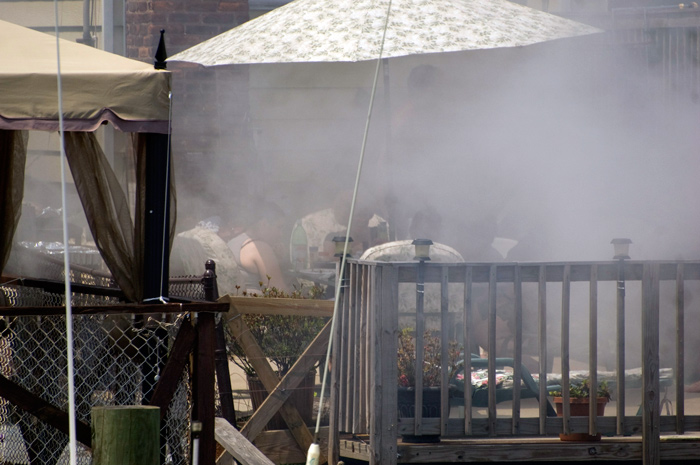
[169, 0, 600, 65]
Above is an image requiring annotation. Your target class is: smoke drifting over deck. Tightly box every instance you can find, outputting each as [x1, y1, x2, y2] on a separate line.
[173, 35, 700, 264]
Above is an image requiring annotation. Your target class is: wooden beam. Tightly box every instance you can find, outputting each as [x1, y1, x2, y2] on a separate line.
[222, 295, 318, 462]
[148, 315, 197, 420]
[0, 302, 229, 316]
[194, 312, 217, 465]
[215, 417, 275, 465]
[215, 320, 237, 425]
[0, 275, 125, 299]
[226, 296, 334, 317]
[0, 373, 92, 447]
[393, 437, 694, 463]
[241, 320, 331, 441]
[252, 426, 330, 465]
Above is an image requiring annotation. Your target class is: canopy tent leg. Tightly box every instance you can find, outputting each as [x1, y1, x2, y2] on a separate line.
[142, 132, 172, 302]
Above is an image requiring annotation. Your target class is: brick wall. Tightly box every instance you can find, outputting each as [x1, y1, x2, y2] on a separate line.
[126, 0, 250, 200]
[126, 0, 249, 61]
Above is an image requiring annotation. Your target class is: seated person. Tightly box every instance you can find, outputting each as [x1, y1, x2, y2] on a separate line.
[222, 202, 291, 293]
[291, 190, 389, 267]
[360, 205, 530, 368]
[170, 216, 243, 297]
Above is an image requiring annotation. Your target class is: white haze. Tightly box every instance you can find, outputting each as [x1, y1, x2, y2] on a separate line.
[171, 34, 700, 373]
[174, 37, 700, 263]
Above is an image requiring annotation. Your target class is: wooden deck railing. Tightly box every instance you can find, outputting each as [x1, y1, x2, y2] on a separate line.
[328, 259, 700, 465]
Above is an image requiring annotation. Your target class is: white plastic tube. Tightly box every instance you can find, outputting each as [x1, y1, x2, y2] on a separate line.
[305, 443, 320, 465]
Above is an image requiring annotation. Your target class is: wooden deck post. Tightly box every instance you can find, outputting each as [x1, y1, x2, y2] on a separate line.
[616, 259, 627, 435]
[203, 261, 238, 426]
[193, 311, 217, 465]
[371, 263, 398, 465]
[92, 405, 160, 465]
[329, 278, 343, 465]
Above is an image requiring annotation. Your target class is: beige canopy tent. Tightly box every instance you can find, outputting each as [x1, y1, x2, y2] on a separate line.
[0, 20, 174, 302]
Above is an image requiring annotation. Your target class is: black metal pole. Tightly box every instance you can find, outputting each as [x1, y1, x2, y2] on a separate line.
[143, 30, 170, 302]
[142, 132, 171, 301]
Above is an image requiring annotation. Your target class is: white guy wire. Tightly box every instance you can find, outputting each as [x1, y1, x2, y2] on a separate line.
[314, 0, 395, 441]
[52, 3, 78, 464]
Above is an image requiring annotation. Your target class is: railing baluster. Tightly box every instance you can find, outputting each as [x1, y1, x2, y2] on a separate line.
[362, 264, 371, 433]
[642, 262, 661, 465]
[345, 262, 356, 432]
[616, 259, 627, 435]
[369, 264, 382, 463]
[487, 265, 497, 436]
[512, 264, 523, 434]
[589, 264, 598, 437]
[379, 264, 399, 463]
[339, 260, 350, 432]
[463, 265, 473, 435]
[561, 264, 571, 436]
[440, 266, 449, 436]
[415, 262, 426, 436]
[676, 262, 685, 434]
[538, 264, 548, 435]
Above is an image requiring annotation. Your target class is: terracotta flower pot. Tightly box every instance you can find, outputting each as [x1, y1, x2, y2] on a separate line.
[553, 397, 608, 441]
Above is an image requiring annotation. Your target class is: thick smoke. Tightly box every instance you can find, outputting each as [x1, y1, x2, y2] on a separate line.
[175, 37, 700, 263]
[171, 32, 700, 375]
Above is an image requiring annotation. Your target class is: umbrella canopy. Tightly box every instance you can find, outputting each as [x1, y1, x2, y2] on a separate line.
[0, 19, 171, 133]
[169, 0, 600, 66]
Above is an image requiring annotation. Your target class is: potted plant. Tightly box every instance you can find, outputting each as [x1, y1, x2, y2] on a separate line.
[549, 379, 611, 441]
[396, 328, 461, 443]
[227, 280, 329, 430]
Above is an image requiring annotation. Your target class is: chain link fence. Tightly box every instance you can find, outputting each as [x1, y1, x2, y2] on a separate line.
[0, 277, 207, 465]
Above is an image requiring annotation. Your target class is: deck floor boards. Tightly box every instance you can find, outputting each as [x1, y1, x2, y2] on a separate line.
[339, 434, 700, 463]
[337, 390, 700, 463]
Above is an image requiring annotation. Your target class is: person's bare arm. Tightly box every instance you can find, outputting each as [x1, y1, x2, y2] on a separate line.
[239, 240, 290, 292]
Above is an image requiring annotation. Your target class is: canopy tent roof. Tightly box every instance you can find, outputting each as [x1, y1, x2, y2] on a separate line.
[0, 20, 171, 133]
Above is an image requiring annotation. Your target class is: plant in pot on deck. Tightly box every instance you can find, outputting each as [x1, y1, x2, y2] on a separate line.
[397, 327, 461, 443]
[227, 280, 327, 430]
[549, 379, 611, 441]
